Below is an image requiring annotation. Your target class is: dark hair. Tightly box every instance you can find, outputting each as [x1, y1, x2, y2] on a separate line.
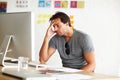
[49, 12, 72, 27]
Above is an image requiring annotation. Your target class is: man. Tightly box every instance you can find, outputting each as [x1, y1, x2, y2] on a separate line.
[39, 12, 96, 72]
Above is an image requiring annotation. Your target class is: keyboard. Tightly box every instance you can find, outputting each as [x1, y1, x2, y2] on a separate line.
[4, 59, 18, 63]
[28, 61, 47, 68]
[4, 57, 46, 68]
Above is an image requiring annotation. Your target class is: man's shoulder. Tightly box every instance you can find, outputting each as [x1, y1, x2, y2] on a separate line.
[52, 34, 60, 38]
[74, 29, 89, 37]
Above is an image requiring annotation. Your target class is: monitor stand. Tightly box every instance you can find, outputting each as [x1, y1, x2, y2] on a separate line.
[0, 35, 13, 66]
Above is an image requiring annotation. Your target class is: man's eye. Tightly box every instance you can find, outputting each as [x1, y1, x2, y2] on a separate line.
[57, 25, 60, 27]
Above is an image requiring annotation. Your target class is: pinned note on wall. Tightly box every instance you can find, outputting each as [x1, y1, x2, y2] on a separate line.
[61, 1, 68, 8]
[37, 13, 52, 24]
[16, 0, 29, 8]
[77, 1, 84, 8]
[54, 1, 61, 8]
[70, 15, 74, 27]
[38, 0, 52, 8]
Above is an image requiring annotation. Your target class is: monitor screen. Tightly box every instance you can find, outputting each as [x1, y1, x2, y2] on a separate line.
[0, 12, 35, 61]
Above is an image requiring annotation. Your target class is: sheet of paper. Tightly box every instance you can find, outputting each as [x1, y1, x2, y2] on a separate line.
[53, 67, 82, 73]
[52, 74, 92, 80]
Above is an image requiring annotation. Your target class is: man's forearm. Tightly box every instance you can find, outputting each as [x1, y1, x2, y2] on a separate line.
[39, 36, 50, 63]
[80, 63, 96, 72]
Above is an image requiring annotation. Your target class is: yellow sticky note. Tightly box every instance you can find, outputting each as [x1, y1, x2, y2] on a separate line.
[70, 15, 74, 19]
[70, 20, 74, 24]
[77, 1, 84, 8]
[37, 20, 42, 24]
[61, 1, 68, 8]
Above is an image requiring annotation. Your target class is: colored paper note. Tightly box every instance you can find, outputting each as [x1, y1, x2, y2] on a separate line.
[37, 13, 52, 24]
[70, 1, 77, 8]
[77, 1, 84, 8]
[54, 1, 61, 8]
[61, 1, 68, 8]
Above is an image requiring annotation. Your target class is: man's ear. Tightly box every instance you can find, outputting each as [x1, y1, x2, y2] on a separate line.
[66, 22, 69, 26]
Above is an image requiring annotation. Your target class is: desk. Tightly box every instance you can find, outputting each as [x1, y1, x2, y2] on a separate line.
[0, 66, 20, 80]
[0, 66, 120, 80]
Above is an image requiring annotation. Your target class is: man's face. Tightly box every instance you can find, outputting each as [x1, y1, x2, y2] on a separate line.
[52, 18, 67, 36]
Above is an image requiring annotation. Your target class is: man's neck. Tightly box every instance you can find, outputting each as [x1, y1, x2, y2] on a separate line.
[65, 27, 74, 42]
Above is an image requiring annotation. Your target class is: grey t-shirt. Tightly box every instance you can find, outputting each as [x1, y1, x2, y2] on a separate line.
[49, 29, 94, 69]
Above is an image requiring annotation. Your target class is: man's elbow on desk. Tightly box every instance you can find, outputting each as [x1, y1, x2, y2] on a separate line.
[39, 58, 47, 64]
[80, 63, 96, 72]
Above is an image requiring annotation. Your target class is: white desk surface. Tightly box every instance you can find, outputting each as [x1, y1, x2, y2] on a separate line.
[0, 65, 120, 80]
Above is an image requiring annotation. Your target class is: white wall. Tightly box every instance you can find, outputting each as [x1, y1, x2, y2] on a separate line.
[4, 0, 120, 76]
[81, 0, 120, 76]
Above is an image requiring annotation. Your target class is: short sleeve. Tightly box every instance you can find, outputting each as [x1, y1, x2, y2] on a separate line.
[49, 36, 57, 49]
[82, 35, 94, 54]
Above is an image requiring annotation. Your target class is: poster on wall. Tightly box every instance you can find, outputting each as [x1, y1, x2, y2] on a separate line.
[38, 0, 52, 8]
[0, 2, 7, 13]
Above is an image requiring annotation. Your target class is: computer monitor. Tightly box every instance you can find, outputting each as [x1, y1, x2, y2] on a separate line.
[0, 12, 35, 62]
